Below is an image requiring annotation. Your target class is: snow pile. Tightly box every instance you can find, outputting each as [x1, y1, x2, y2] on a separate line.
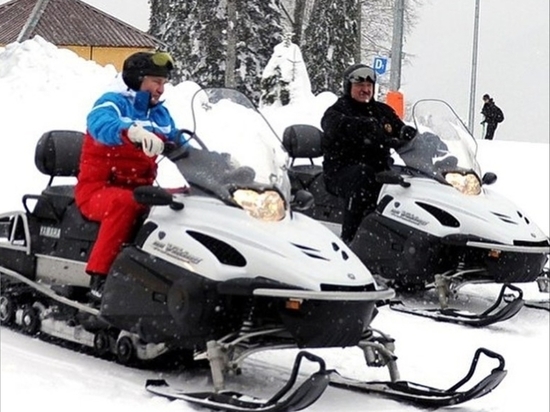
[0, 36, 117, 133]
[0, 37, 117, 203]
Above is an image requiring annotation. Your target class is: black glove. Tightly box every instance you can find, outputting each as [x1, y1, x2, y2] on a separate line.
[362, 117, 382, 134]
[480, 120, 486, 125]
[362, 117, 385, 145]
[386, 137, 407, 149]
[400, 125, 417, 141]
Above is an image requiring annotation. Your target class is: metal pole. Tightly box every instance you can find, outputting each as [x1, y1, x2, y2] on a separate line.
[468, 0, 480, 133]
[389, 0, 405, 91]
[17, 0, 50, 42]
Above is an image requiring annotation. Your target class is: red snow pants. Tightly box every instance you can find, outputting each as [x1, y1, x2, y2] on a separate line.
[78, 187, 148, 276]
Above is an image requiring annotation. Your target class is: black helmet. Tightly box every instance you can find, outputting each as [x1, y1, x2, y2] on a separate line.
[122, 51, 174, 91]
[342, 63, 376, 96]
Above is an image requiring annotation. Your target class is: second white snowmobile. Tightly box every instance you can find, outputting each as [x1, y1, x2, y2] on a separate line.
[283, 99, 550, 326]
[0, 90, 507, 410]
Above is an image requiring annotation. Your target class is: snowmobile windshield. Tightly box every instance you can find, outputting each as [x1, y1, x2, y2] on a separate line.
[169, 88, 291, 207]
[396, 99, 482, 181]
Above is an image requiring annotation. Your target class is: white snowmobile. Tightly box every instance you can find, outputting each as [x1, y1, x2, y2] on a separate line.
[1, 90, 507, 410]
[284, 99, 550, 326]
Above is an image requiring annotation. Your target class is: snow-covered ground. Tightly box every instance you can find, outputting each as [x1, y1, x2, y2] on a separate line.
[1, 37, 549, 412]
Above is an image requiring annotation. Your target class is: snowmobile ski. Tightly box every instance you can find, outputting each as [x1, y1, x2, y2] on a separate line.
[329, 347, 507, 408]
[387, 283, 524, 327]
[523, 300, 549, 311]
[145, 351, 331, 412]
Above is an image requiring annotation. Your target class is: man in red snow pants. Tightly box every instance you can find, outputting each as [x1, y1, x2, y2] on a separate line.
[76, 51, 183, 300]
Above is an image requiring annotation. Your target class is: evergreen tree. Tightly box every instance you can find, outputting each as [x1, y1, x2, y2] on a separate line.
[192, 0, 227, 89]
[148, 0, 198, 83]
[235, 1, 283, 101]
[149, 1, 284, 103]
[302, 0, 359, 95]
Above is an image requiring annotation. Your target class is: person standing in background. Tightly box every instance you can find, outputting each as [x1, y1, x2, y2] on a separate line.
[481, 94, 504, 140]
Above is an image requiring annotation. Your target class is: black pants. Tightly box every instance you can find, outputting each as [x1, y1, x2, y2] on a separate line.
[325, 165, 381, 243]
[484, 122, 498, 140]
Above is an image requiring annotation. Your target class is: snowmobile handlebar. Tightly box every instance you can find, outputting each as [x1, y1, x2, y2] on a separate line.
[161, 128, 207, 162]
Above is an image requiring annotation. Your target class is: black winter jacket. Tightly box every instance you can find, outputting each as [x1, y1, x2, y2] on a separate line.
[481, 99, 503, 124]
[321, 96, 405, 178]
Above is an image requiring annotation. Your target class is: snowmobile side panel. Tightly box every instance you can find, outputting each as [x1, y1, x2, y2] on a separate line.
[288, 168, 344, 226]
[0, 213, 35, 279]
[100, 246, 246, 347]
[0, 248, 35, 280]
[352, 213, 549, 286]
[28, 204, 99, 263]
[351, 213, 447, 284]
[277, 298, 378, 348]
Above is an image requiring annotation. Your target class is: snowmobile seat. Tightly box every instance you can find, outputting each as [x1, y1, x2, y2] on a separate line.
[283, 124, 325, 190]
[23, 130, 84, 221]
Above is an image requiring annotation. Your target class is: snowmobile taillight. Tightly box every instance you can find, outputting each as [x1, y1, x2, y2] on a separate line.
[232, 189, 286, 221]
[445, 172, 481, 195]
[285, 298, 303, 311]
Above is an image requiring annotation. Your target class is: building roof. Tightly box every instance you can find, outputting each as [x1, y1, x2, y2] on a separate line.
[0, 0, 161, 48]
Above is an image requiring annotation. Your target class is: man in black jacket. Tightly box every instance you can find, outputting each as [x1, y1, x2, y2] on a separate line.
[481, 94, 504, 140]
[321, 63, 414, 244]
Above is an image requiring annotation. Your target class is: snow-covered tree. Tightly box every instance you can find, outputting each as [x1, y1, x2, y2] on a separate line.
[278, 0, 422, 96]
[235, 1, 284, 101]
[149, 0, 199, 82]
[302, 0, 359, 95]
[149, 1, 422, 99]
[149, 1, 284, 103]
[260, 34, 313, 108]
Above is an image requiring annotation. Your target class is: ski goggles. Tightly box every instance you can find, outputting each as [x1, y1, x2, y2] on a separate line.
[348, 66, 376, 84]
[151, 52, 175, 70]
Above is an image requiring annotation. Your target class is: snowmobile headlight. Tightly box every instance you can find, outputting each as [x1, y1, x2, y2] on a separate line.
[445, 173, 481, 195]
[232, 189, 286, 221]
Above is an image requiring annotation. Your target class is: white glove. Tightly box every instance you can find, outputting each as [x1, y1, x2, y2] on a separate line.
[127, 124, 164, 157]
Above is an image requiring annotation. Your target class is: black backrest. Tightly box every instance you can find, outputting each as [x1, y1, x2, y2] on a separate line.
[282, 124, 324, 160]
[35, 130, 84, 179]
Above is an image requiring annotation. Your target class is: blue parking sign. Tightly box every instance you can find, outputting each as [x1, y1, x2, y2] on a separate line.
[373, 57, 388, 75]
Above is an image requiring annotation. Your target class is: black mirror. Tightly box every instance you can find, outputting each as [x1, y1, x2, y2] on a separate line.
[482, 172, 497, 185]
[164, 143, 190, 161]
[292, 189, 315, 211]
[134, 186, 182, 209]
[376, 170, 411, 188]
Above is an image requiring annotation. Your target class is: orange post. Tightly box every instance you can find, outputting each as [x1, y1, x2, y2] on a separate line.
[386, 90, 404, 119]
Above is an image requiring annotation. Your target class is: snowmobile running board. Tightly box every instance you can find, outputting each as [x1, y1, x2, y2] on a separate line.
[145, 351, 332, 412]
[387, 283, 524, 327]
[146, 347, 507, 410]
[329, 347, 507, 408]
[0, 265, 99, 316]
